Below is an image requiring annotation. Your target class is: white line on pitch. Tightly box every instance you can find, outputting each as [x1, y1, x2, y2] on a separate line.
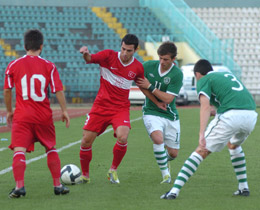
[0, 147, 8, 152]
[0, 117, 142, 175]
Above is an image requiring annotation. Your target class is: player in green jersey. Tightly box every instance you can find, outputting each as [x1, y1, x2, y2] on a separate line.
[136, 42, 183, 184]
[161, 59, 258, 199]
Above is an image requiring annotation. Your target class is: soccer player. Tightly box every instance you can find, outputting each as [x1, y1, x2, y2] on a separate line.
[79, 34, 148, 184]
[161, 59, 258, 199]
[136, 41, 183, 184]
[4, 29, 70, 198]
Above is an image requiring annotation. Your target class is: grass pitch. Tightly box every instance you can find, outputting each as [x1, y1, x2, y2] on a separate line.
[0, 107, 259, 210]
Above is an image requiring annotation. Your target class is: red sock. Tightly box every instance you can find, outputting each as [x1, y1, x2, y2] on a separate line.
[12, 151, 26, 188]
[80, 146, 92, 177]
[46, 148, 61, 187]
[111, 141, 127, 170]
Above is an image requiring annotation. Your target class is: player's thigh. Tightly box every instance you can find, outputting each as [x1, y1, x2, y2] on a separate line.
[35, 123, 56, 150]
[112, 110, 131, 139]
[229, 110, 258, 145]
[205, 115, 234, 152]
[83, 112, 110, 136]
[164, 119, 180, 149]
[11, 122, 35, 150]
[143, 115, 164, 137]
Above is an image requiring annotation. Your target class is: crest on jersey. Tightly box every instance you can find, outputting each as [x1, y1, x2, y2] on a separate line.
[128, 71, 136, 78]
[149, 73, 154, 77]
[164, 77, 171, 84]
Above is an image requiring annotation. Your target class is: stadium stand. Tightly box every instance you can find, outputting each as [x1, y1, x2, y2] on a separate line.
[0, 4, 171, 102]
[0, 0, 259, 102]
[193, 7, 260, 95]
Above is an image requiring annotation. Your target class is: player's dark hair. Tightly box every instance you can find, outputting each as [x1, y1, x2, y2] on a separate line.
[193, 59, 213, 75]
[157, 41, 177, 59]
[121, 34, 139, 50]
[24, 29, 44, 51]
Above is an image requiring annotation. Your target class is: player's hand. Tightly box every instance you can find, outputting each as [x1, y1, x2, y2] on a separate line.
[62, 111, 70, 128]
[136, 77, 151, 89]
[210, 107, 216, 116]
[156, 102, 167, 111]
[6, 111, 13, 128]
[79, 46, 89, 54]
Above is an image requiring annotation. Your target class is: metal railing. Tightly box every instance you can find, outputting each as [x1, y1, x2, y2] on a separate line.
[139, 0, 241, 78]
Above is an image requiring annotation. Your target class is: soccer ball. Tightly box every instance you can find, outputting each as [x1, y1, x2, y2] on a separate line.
[60, 164, 81, 185]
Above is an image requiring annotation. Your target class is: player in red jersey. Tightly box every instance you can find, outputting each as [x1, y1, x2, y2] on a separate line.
[4, 29, 70, 198]
[79, 34, 146, 184]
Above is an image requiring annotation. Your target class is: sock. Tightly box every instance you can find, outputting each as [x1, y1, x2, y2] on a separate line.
[46, 148, 61, 187]
[80, 146, 92, 177]
[153, 144, 169, 178]
[170, 151, 203, 196]
[111, 141, 127, 170]
[229, 146, 248, 190]
[12, 151, 26, 189]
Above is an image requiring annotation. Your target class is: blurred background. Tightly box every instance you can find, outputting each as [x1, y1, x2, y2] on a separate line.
[0, 0, 259, 104]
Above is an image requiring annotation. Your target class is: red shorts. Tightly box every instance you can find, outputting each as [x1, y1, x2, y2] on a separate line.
[83, 106, 131, 137]
[9, 122, 56, 152]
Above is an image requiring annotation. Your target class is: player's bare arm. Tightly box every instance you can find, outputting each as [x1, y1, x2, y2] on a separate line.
[136, 77, 175, 104]
[79, 46, 92, 62]
[140, 87, 167, 111]
[198, 94, 211, 149]
[56, 91, 70, 128]
[3, 88, 13, 127]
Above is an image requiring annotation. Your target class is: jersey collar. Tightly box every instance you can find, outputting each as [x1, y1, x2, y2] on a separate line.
[118, 52, 135, 67]
[158, 63, 174, 77]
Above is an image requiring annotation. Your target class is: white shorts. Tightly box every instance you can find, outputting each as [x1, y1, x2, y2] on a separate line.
[205, 110, 258, 152]
[143, 115, 180, 149]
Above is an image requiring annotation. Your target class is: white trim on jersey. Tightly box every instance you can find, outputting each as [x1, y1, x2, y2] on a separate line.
[51, 65, 56, 92]
[198, 91, 210, 100]
[166, 90, 178, 96]
[118, 52, 135, 67]
[100, 67, 132, 90]
[158, 63, 174, 77]
[6, 56, 26, 88]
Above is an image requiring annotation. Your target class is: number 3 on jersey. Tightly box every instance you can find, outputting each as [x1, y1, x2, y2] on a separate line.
[224, 74, 243, 91]
[21, 74, 46, 101]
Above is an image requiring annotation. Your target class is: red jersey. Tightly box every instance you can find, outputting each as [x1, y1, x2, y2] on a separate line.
[89, 49, 144, 110]
[4, 55, 63, 125]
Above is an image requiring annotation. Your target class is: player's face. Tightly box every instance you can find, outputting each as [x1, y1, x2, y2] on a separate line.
[120, 42, 136, 64]
[159, 54, 175, 71]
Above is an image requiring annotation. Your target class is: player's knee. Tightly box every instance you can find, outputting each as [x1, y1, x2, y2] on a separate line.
[195, 147, 210, 159]
[117, 135, 128, 144]
[168, 150, 178, 159]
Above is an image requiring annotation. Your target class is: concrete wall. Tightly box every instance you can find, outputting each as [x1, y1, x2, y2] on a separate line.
[0, 0, 139, 7]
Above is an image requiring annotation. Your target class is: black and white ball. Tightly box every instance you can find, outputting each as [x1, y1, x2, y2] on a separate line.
[60, 164, 81, 185]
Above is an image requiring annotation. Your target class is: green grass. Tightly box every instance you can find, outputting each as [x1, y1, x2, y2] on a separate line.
[0, 108, 260, 210]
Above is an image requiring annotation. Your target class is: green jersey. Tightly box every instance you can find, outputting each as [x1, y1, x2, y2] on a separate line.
[197, 71, 256, 113]
[142, 60, 183, 121]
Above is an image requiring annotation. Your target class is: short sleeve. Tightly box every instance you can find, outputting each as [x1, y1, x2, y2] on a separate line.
[50, 65, 63, 93]
[167, 71, 183, 96]
[197, 77, 211, 99]
[4, 62, 14, 89]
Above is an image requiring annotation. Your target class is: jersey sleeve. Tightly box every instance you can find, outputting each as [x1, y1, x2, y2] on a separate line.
[88, 49, 112, 64]
[197, 77, 211, 100]
[137, 64, 144, 79]
[167, 70, 183, 96]
[4, 62, 14, 89]
[50, 64, 63, 93]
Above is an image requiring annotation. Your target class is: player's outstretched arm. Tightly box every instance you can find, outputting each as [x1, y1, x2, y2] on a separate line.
[56, 91, 70, 128]
[79, 46, 92, 62]
[4, 89, 13, 127]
